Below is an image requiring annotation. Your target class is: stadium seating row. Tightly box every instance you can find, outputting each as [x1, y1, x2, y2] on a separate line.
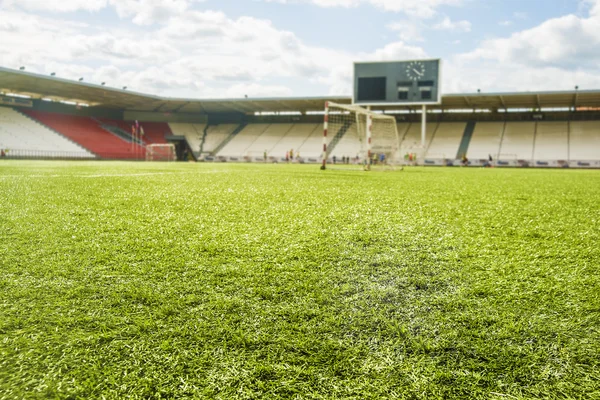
[470, 121, 600, 161]
[209, 120, 600, 162]
[22, 110, 147, 159]
[1, 109, 172, 160]
[1, 106, 598, 163]
[0, 107, 94, 158]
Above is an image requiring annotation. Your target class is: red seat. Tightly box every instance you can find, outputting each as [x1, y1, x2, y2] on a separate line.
[24, 111, 146, 159]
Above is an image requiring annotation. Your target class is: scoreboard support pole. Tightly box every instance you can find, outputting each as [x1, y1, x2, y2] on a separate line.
[421, 104, 427, 147]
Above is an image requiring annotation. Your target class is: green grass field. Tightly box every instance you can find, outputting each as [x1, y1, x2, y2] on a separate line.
[1, 161, 599, 399]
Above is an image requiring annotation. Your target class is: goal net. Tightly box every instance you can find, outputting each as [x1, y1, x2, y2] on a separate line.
[323, 101, 400, 170]
[146, 144, 176, 162]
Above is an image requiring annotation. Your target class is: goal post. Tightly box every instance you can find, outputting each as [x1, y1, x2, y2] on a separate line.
[322, 101, 400, 170]
[146, 143, 176, 162]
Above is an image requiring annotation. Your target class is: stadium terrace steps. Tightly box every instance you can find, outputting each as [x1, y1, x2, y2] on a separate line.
[534, 121, 569, 160]
[23, 110, 145, 159]
[199, 124, 210, 154]
[135, 122, 171, 144]
[326, 121, 354, 158]
[456, 121, 476, 160]
[169, 123, 206, 157]
[400, 122, 438, 156]
[498, 122, 536, 160]
[216, 123, 267, 157]
[0, 107, 94, 157]
[272, 124, 321, 159]
[244, 123, 295, 157]
[200, 124, 238, 156]
[569, 121, 600, 160]
[99, 119, 171, 145]
[467, 122, 505, 160]
[295, 124, 328, 159]
[398, 123, 412, 145]
[97, 120, 145, 146]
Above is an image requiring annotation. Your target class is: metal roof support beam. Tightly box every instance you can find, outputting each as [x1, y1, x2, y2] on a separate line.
[172, 102, 190, 113]
[499, 95, 507, 111]
[153, 103, 167, 112]
[536, 94, 541, 110]
[463, 96, 472, 109]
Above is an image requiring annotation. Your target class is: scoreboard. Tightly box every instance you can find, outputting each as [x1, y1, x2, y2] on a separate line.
[353, 59, 442, 106]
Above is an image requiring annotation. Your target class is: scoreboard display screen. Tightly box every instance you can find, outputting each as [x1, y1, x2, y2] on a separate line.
[357, 77, 387, 102]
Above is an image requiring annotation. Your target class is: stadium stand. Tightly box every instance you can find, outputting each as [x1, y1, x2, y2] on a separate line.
[569, 121, 600, 160]
[329, 123, 362, 161]
[401, 122, 439, 153]
[203, 124, 239, 155]
[498, 122, 536, 160]
[271, 123, 321, 160]
[467, 122, 504, 160]
[425, 122, 467, 159]
[218, 124, 270, 157]
[244, 123, 294, 159]
[396, 123, 411, 144]
[99, 119, 171, 144]
[24, 110, 145, 159]
[533, 121, 569, 161]
[1, 66, 600, 167]
[135, 122, 171, 144]
[0, 106, 94, 158]
[296, 124, 327, 160]
[169, 123, 205, 156]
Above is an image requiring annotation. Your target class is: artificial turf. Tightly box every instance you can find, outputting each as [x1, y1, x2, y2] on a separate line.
[0, 161, 599, 399]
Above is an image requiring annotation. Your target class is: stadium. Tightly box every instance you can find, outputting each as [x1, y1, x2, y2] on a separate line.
[1, 66, 600, 167]
[1, 1, 600, 399]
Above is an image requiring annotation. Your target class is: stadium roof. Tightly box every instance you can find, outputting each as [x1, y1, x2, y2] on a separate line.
[2, 66, 600, 114]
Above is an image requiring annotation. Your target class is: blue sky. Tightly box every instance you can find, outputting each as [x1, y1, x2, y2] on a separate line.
[1, 0, 599, 98]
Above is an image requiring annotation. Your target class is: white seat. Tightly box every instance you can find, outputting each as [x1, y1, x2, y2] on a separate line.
[0, 107, 94, 157]
[426, 123, 466, 159]
[570, 121, 600, 160]
[534, 122, 568, 160]
[468, 122, 504, 160]
[218, 124, 270, 157]
[499, 122, 536, 160]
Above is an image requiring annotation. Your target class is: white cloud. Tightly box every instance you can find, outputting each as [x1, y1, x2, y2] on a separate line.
[446, 1, 600, 92]
[367, 41, 427, 60]
[220, 83, 293, 98]
[266, 0, 464, 18]
[433, 16, 471, 32]
[0, 0, 205, 25]
[2, 0, 599, 99]
[499, 20, 512, 26]
[463, 13, 600, 68]
[0, 0, 106, 13]
[387, 21, 424, 42]
[108, 0, 200, 25]
[1, 4, 429, 98]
